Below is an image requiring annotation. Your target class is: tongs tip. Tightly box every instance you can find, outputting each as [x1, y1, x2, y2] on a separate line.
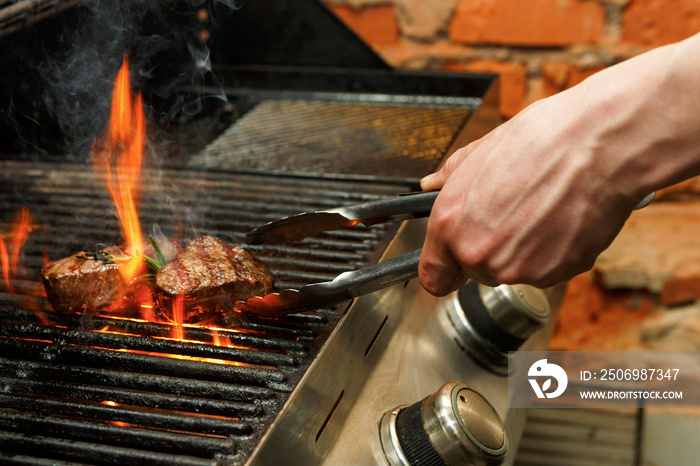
[246, 212, 349, 245]
[230, 290, 309, 317]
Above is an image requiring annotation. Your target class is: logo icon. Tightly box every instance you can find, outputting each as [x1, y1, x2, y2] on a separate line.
[528, 359, 568, 399]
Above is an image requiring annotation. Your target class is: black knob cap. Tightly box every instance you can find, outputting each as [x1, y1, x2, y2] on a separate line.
[457, 282, 526, 353]
[445, 281, 550, 370]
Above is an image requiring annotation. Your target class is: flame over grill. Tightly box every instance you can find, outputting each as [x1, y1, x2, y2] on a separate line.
[91, 56, 146, 284]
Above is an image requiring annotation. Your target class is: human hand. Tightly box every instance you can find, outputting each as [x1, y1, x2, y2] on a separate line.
[418, 86, 641, 296]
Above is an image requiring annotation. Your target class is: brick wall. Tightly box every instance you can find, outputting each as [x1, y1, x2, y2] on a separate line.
[325, 0, 700, 118]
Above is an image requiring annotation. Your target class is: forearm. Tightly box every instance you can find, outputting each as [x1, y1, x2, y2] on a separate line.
[579, 32, 700, 199]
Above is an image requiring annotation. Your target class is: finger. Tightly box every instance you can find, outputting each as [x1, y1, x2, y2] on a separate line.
[419, 231, 464, 296]
[420, 144, 474, 192]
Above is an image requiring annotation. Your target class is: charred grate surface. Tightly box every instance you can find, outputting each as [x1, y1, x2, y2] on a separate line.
[186, 99, 471, 177]
[0, 159, 408, 465]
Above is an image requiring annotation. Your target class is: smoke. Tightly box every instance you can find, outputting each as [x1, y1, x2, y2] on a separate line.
[7, 0, 238, 159]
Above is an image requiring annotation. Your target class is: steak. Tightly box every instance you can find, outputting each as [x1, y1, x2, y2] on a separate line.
[155, 236, 273, 323]
[41, 238, 182, 314]
[41, 246, 126, 314]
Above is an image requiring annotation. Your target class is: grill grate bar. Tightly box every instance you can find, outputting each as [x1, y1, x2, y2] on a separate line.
[0, 411, 236, 459]
[0, 452, 86, 466]
[1, 189, 394, 226]
[15, 210, 374, 245]
[0, 338, 289, 389]
[0, 358, 276, 402]
[0, 306, 316, 349]
[0, 322, 299, 368]
[3, 160, 407, 201]
[5, 184, 398, 211]
[0, 307, 317, 352]
[0, 394, 252, 436]
[0, 0, 82, 39]
[0, 376, 261, 418]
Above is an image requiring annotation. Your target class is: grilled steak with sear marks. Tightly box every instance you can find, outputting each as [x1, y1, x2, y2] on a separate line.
[41, 246, 126, 314]
[155, 235, 273, 323]
[41, 238, 182, 314]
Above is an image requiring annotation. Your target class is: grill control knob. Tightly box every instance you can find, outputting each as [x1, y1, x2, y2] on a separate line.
[380, 381, 507, 466]
[445, 281, 550, 371]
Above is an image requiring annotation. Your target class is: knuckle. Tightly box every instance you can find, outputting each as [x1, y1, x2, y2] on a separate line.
[454, 237, 495, 270]
[443, 145, 471, 173]
[433, 209, 452, 230]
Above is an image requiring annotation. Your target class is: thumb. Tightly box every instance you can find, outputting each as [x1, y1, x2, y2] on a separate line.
[420, 145, 472, 192]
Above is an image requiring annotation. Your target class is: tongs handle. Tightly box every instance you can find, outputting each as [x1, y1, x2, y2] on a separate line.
[337, 190, 439, 227]
[335, 247, 422, 298]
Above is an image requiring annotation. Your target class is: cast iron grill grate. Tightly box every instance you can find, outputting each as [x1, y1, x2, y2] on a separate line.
[0, 159, 409, 465]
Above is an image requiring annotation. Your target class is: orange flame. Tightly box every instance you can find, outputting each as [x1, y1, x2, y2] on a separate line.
[140, 303, 156, 322]
[0, 236, 11, 294]
[92, 56, 145, 283]
[100, 401, 129, 426]
[1, 208, 34, 293]
[0, 208, 48, 324]
[212, 329, 232, 347]
[172, 295, 185, 341]
[10, 207, 32, 272]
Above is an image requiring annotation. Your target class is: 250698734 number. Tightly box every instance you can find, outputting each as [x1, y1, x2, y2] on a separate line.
[600, 369, 680, 381]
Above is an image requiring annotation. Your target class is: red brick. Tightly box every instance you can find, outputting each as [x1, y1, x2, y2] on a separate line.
[444, 59, 527, 118]
[328, 5, 400, 46]
[662, 276, 700, 306]
[550, 273, 653, 351]
[541, 62, 605, 95]
[622, 0, 700, 48]
[449, 0, 605, 47]
[594, 202, 700, 294]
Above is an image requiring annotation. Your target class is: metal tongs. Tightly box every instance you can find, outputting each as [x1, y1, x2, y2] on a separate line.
[236, 191, 438, 316]
[235, 190, 656, 316]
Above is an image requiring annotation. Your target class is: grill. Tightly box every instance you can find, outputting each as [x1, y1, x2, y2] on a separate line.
[0, 1, 549, 465]
[0, 160, 410, 464]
